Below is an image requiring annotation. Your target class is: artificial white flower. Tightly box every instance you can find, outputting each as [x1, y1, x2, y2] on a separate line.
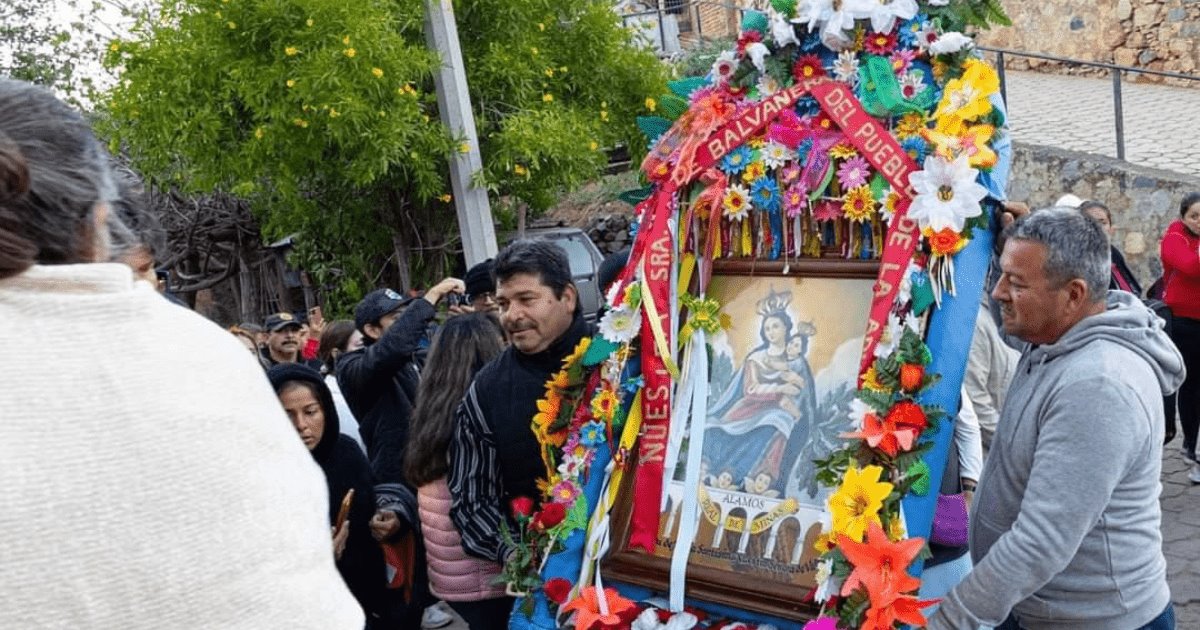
[899, 71, 927, 99]
[756, 73, 783, 96]
[723, 183, 752, 221]
[914, 21, 939, 52]
[745, 42, 772, 73]
[711, 50, 738, 84]
[847, 398, 874, 429]
[557, 453, 584, 478]
[761, 140, 794, 169]
[929, 31, 974, 56]
[832, 49, 861, 85]
[866, 0, 918, 34]
[770, 10, 801, 48]
[803, 0, 871, 50]
[874, 312, 905, 358]
[928, 0, 950, 5]
[599, 304, 639, 344]
[907, 154, 988, 232]
[814, 558, 843, 603]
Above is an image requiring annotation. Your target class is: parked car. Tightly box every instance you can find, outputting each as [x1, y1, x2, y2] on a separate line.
[503, 227, 605, 322]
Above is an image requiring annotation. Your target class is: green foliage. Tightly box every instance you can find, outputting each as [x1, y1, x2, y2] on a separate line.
[101, 0, 667, 309]
[1, 0, 115, 106]
[929, 0, 1012, 33]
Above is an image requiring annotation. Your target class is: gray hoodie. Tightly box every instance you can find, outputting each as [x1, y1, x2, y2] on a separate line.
[929, 291, 1185, 630]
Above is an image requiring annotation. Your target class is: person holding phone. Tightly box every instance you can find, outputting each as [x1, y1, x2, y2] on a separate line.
[268, 364, 391, 627]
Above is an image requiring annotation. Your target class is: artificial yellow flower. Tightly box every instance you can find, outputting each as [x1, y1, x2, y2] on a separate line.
[862, 365, 887, 393]
[741, 161, 766, 184]
[543, 93, 554, 103]
[924, 122, 997, 168]
[645, 97, 657, 112]
[285, 46, 299, 56]
[829, 142, 857, 160]
[895, 112, 928, 140]
[563, 337, 590, 368]
[746, 136, 765, 149]
[344, 48, 356, 58]
[934, 58, 999, 123]
[843, 186, 876, 223]
[591, 389, 620, 423]
[545, 368, 570, 393]
[372, 67, 384, 78]
[827, 464, 894, 542]
[886, 515, 907, 542]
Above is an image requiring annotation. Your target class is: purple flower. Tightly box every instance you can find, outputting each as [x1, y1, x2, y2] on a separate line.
[837, 155, 871, 189]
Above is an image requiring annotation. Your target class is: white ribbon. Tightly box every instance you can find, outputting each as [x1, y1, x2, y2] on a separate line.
[668, 328, 709, 611]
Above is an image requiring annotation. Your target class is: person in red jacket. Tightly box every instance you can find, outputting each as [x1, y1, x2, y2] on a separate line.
[1161, 192, 1200, 480]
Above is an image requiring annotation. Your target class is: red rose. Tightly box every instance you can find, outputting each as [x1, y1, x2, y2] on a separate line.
[886, 400, 928, 432]
[510, 496, 534, 519]
[533, 501, 567, 530]
[899, 363, 925, 392]
[543, 577, 572, 605]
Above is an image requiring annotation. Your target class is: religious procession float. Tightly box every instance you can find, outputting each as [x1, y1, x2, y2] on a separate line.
[500, 0, 1012, 627]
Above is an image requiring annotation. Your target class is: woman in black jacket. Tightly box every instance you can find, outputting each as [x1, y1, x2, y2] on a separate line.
[268, 364, 389, 626]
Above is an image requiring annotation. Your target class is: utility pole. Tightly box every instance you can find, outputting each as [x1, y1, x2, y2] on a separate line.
[424, 0, 497, 267]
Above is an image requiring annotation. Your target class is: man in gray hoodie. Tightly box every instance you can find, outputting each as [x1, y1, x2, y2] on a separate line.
[929, 208, 1184, 630]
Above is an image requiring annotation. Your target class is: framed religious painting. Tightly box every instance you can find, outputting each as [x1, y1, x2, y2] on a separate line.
[604, 259, 880, 621]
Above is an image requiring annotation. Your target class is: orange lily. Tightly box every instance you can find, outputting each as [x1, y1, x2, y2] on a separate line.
[837, 521, 923, 600]
[560, 586, 636, 630]
[841, 412, 917, 457]
[860, 593, 937, 630]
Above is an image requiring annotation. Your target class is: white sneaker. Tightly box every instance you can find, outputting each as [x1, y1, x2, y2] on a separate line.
[1189, 463, 1200, 485]
[422, 604, 453, 629]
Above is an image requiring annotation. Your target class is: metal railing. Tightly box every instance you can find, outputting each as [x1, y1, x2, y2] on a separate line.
[979, 46, 1200, 162]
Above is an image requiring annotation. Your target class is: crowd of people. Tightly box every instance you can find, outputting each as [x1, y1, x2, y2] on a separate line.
[3, 74, 1200, 630]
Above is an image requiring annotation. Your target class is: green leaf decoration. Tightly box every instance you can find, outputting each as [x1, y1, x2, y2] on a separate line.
[658, 93, 689, 120]
[619, 186, 653, 206]
[809, 161, 836, 201]
[740, 10, 769, 36]
[583, 336, 618, 366]
[906, 459, 932, 496]
[911, 271, 936, 316]
[668, 77, 708, 99]
[770, 0, 797, 17]
[856, 387, 894, 413]
[637, 116, 673, 142]
[869, 172, 887, 200]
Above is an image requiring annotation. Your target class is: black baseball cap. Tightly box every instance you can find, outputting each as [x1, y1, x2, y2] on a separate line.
[354, 288, 414, 331]
[464, 258, 495, 299]
[264, 311, 303, 332]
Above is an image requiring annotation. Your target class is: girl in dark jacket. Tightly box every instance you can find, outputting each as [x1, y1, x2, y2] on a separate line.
[267, 364, 389, 624]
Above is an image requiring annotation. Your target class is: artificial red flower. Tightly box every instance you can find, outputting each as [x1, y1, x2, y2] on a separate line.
[560, 586, 637, 630]
[899, 364, 925, 392]
[886, 400, 928, 433]
[543, 577, 573, 605]
[533, 501, 567, 530]
[841, 412, 916, 457]
[736, 30, 763, 54]
[510, 496, 534, 519]
[865, 30, 898, 55]
[836, 521, 923, 601]
[793, 54, 827, 81]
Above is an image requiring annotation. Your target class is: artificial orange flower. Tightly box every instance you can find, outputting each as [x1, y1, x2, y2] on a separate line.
[926, 227, 969, 257]
[899, 363, 925, 392]
[560, 586, 636, 629]
[886, 400, 928, 433]
[545, 369, 571, 394]
[837, 521, 923, 600]
[841, 412, 917, 457]
[860, 593, 937, 630]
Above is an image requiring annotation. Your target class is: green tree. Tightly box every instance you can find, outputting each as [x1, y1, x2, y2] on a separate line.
[101, 0, 667, 310]
[1, 0, 123, 105]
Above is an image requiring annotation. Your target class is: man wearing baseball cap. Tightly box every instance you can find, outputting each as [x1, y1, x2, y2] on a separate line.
[262, 311, 322, 369]
[336, 277, 464, 629]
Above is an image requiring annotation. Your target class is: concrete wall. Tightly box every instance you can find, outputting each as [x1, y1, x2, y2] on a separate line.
[976, 0, 1200, 82]
[1007, 142, 1200, 284]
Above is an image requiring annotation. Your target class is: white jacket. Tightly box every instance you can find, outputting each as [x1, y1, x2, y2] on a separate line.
[0, 264, 363, 629]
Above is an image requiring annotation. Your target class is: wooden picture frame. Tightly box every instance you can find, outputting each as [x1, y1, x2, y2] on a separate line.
[604, 258, 880, 621]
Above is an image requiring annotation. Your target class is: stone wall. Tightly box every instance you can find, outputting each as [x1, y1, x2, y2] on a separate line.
[1007, 142, 1200, 283]
[976, 0, 1200, 83]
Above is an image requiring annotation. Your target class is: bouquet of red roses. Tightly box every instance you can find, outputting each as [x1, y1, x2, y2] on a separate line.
[497, 496, 567, 616]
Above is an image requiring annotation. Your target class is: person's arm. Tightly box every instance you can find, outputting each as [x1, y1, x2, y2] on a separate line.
[448, 385, 512, 565]
[928, 380, 1145, 629]
[955, 389, 983, 488]
[1161, 231, 1200, 278]
[337, 299, 436, 400]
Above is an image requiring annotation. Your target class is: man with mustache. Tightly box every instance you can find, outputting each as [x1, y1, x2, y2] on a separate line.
[262, 312, 322, 369]
[448, 240, 592, 568]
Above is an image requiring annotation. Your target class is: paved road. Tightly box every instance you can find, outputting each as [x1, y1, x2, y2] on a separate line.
[1002, 69, 1200, 176]
[1160, 443, 1200, 627]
